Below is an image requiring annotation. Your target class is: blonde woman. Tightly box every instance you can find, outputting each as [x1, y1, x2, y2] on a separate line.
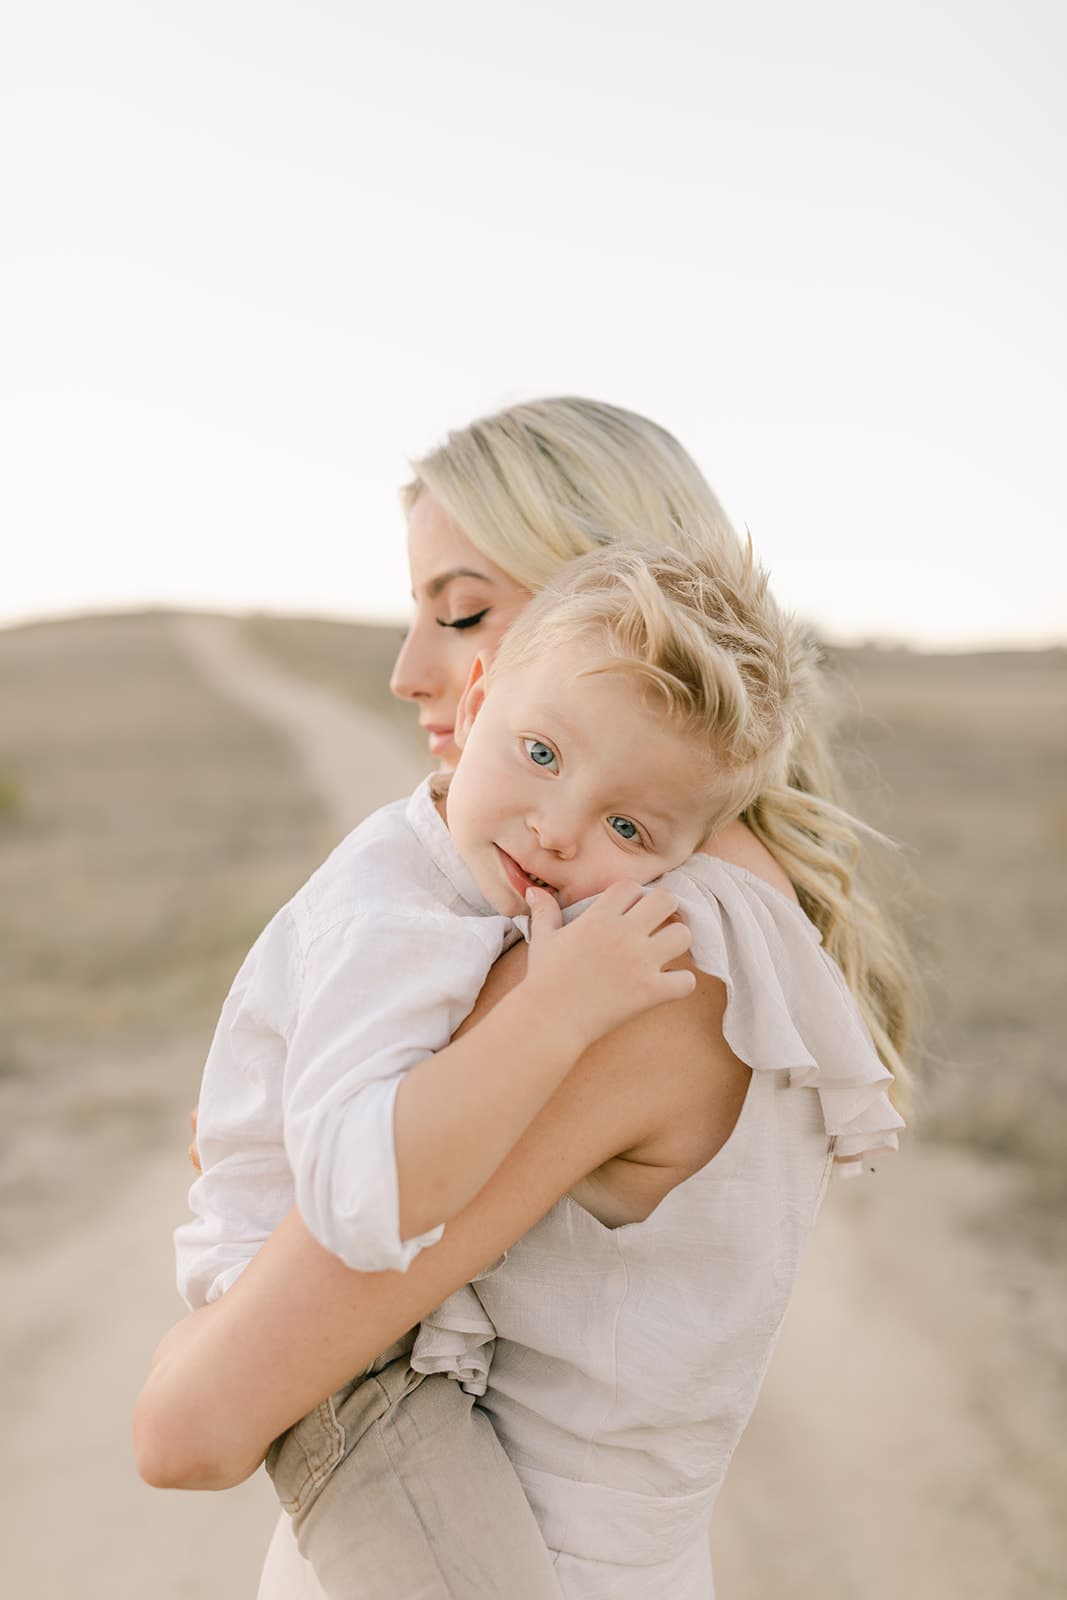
[137, 400, 911, 1598]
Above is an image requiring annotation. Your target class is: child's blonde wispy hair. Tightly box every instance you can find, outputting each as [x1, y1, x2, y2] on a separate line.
[491, 543, 816, 838]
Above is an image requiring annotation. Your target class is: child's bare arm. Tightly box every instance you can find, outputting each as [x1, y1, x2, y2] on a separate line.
[392, 882, 692, 1242]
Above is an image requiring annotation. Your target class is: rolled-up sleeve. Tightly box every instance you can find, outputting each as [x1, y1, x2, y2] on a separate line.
[175, 911, 300, 1309]
[283, 912, 498, 1273]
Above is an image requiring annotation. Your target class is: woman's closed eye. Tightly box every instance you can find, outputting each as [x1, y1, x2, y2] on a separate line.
[437, 607, 490, 631]
[523, 737, 559, 771]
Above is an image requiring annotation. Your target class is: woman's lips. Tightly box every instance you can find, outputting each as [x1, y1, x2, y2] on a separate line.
[422, 725, 455, 757]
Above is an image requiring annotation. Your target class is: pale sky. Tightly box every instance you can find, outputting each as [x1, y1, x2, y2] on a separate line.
[3, 1, 1064, 647]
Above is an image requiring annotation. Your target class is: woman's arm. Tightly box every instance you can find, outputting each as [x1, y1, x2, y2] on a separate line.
[135, 949, 744, 1490]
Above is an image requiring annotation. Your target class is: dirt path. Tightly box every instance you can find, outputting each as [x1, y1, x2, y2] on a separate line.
[712, 1148, 1065, 1597]
[4, 618, 427, 1599]
[7, 619, 1062, 1597]
[175, 615, 428, 836]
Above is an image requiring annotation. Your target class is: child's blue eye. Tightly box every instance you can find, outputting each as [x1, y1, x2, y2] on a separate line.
[609, 816, 640, 842]
[523, 738, 558, 770]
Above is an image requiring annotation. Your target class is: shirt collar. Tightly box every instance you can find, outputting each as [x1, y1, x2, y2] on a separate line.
[404, 774, 506, 921]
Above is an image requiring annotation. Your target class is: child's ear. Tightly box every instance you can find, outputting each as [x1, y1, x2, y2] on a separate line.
[455, 655, 489, 751]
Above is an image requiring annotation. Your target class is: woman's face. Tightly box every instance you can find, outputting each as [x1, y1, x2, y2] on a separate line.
[391, 492, 532, 768]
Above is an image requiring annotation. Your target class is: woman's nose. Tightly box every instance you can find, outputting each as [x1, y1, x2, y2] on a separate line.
[390, 622, 437, 703]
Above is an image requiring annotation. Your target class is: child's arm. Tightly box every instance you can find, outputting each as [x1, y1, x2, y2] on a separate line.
[283, 885, 689, 1275]
[391, 882, 692, 1242]
[135, 955, 730, 1492]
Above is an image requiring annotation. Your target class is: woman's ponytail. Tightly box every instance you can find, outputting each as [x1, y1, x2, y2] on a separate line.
[743, 712, 915, 1111]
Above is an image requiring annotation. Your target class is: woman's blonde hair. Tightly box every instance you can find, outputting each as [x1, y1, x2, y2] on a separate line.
[407, 397, 914, 1106]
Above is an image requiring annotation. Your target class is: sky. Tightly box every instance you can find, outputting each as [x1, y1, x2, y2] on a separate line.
[3, 1, 1064, 648]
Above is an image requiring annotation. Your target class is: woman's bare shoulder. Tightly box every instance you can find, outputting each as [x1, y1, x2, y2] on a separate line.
[469, 943, 749, 1228]
[700, 818, 798, 903]
[566, 969, 750, 1225]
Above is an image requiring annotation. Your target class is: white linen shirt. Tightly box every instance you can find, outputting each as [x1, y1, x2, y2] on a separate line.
[175, 777, 519, 1309]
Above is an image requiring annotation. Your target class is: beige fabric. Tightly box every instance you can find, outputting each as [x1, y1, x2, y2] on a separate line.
[260, 1355, 561, 1600]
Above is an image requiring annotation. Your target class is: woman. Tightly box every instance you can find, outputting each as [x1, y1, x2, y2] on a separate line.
[137, 398, 910, 1596]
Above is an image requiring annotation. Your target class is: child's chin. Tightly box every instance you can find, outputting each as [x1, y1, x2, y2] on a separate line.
[484, 882, 525, 917]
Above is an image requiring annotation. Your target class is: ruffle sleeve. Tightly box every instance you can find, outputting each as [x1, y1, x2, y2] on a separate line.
[661, 854, 905, 1169]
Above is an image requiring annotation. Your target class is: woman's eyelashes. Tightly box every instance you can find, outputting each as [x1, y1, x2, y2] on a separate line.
[436, 607, 490, 631]
[523, 736, 559, 771]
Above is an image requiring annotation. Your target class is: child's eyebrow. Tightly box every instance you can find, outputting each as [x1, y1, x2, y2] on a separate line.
[524, 705, 587, 749]
[613, 787, 690, 829]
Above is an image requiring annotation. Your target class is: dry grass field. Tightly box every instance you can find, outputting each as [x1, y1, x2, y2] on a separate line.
[2, 609, 1063, 1597]
[0, 612, 329, 1253]
[829, 645, 1067, 1228]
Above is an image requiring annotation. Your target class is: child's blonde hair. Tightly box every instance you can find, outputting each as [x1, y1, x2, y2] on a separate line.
[407, 397, 914, 1107]
[494, 543, 811, 840]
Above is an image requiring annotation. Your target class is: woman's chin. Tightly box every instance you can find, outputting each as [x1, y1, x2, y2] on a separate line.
[427, 732, 460, 766]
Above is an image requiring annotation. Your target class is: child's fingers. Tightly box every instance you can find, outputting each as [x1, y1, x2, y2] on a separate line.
[649, 921, 693, 965]
[654, 967, 698, 1001]
[525, 884, 563, 936]
[587, 880, 646, 917]
[187, 1105, 202, 1173]
[623, 886, 680, 932]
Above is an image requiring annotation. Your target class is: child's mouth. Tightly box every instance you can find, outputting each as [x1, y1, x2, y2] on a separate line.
[494, 846, 559, 901]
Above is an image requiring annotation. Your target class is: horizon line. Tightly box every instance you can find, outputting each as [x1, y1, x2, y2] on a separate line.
[1, 600, 1063, 659]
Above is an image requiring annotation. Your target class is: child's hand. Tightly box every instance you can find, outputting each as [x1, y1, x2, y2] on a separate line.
[188, 1107, 202, 1174]
[524, 881, 695, 1053]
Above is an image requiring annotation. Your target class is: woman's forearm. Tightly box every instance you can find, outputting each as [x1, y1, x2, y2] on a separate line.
[136, 1137, 579, 1488]
[135, 1296, 275, 1490]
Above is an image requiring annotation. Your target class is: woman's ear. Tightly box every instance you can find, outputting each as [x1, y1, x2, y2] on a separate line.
[454, 655, 489, 750]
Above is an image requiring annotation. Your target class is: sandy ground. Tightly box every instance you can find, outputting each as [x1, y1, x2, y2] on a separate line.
[713, 1151, 1065, 1597]
[6, 619, 1063, 1597]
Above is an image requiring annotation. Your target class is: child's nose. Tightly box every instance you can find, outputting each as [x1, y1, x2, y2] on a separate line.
[528, 810, 579, 860]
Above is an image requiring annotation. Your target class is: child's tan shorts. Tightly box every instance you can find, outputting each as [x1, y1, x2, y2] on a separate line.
[266, 1353, 562, 1599]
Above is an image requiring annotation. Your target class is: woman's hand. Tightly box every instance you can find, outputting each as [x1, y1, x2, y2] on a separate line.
[524, 883, 695, 1051]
